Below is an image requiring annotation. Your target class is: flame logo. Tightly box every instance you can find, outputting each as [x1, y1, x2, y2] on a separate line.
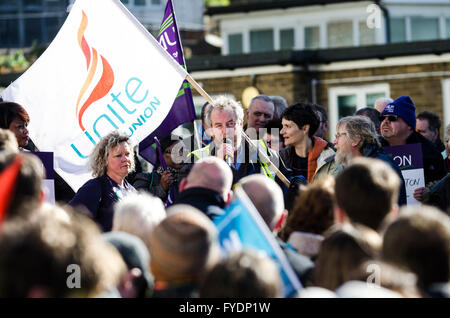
[75, 11, 114, 131]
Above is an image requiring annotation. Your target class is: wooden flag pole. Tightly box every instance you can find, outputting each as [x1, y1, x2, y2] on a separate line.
[185, 74, 290, 187]
[240, 132, 290, 187]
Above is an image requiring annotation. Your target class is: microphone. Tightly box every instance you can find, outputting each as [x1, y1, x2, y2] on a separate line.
[223, 138, 233, 166]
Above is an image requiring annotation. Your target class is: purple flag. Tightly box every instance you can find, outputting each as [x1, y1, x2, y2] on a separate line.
[139, 0, 196, 167]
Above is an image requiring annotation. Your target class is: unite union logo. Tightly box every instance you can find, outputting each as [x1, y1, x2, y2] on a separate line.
[70, 10, 162, 160]
[75, 11, 115, 133]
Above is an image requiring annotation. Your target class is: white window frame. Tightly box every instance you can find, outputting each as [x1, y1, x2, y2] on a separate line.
[441, 78, 450, 128]
[278, 26, 296, 51]
[328, 83, 390, 139]
[225, 32, 244, 55]
[302, 24, 321, 50]
[326, 19, 355, 48]
[391, 15, 445, 42]
[133, 0, 147, 7]
[150, 0, 162, 6]
[248, 28, 276, 53]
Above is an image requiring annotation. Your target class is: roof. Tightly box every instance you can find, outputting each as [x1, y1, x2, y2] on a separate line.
[206, 0, 370, 15]
[186, 39, 450, 71]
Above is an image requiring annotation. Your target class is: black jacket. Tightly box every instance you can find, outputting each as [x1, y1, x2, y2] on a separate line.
[187, 139, 290, 188]
[173, 187, 226, 221]
[381, 131, 446, 185]
[362, 143, 407, 206]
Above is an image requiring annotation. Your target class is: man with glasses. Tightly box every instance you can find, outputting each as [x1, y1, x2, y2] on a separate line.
[333, 116, 406, 205]
[379, 96, 446, 201]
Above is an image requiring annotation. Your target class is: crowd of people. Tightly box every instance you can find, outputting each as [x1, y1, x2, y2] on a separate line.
[0, 93, 449, 298]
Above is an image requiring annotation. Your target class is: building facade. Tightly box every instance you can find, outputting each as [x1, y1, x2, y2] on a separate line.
[0, 0, 69, 49]
[0, 0, 204, 49]
[187, 0, 450, 139]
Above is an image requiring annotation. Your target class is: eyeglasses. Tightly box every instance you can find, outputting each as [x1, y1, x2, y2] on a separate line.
[380, 115, 398, 122]
[335, 132, 347, 139]
[164, 149, 183, 155]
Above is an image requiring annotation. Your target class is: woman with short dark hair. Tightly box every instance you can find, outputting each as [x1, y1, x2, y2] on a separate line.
[0, 102, 30, 149]
[280, 102, 341, 184]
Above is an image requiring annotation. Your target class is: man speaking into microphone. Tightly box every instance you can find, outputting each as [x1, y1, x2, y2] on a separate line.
[187, 96, 288, 186]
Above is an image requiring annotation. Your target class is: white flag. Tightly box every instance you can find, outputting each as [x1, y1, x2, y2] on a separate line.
[2, 0, 187, 191]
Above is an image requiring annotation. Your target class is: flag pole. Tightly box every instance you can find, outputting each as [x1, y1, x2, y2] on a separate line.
[193, 120, 202, 149]
[185, 74, 290, 187]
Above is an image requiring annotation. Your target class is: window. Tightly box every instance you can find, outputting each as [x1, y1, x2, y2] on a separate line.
[447, 18, 450, 38]
[135, 0, 146, 6]
[390, 18, 406, 43]
[25, 17, 42, 46]
[0, 0, 19, 7]
[359, 21, 375, 46]
[327, 21, 352, 48]
[120, 0, 129, 4]
[366, 93, 386, 108]
[151, 0, 161, 4]
[228, 33, 243, 55]
[337, 95, 357, 118]
[411, 17, 439, 41]
[45, 17, 60, 43]
[328, 84, 390, 139]
[44, 0, 66, 7]
[280, 28, 294, 50]
[304, 26, 320, 49]
[0, 19, 19, 48]
[250, 29, 274, 53]
[441, 79, 450, 128]
[24, 0, 41, 7]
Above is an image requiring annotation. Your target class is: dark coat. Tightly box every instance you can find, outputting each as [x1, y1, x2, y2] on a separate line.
[132, 169, 180, 203]
[423, 173, 450, 214]
[362, 143, 407, 206]
[381, 131, 446, 185]
[68, 174, 135, 232]
[173, 187, 226, 221]
[187, 140, 290, 188]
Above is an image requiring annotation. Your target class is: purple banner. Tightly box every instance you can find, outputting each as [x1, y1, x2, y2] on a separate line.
[31, 151, 55, 204]
[383, 143, 424, 170]
[32, 151, 54, 179]
[138, 0, 196, 167]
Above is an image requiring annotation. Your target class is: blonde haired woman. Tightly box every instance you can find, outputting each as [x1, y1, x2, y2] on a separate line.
[69, 130, 136, 232]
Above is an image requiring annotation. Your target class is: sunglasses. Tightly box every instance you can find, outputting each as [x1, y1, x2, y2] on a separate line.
[380, 115, 399, 122]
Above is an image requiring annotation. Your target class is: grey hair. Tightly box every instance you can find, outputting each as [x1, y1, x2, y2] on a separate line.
[113, 191, 166, 252]
[249, 95, 275, 111]
[0, 128, 19, 153]
[269, 96, 288, 118]
[89, 130, 134, 177]
[205, 95, 244, 128]
[374, 97, 394, 106]
[445, 123, 450, 137]
[337, 116, 380, 152]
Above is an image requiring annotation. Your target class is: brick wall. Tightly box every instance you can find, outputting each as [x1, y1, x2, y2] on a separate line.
[193, 61, 450, 137]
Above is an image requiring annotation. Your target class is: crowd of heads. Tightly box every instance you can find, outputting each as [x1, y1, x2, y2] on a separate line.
[0, 94, 449, 299]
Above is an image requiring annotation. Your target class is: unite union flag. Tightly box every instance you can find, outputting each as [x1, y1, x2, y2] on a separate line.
[1, 0, 188, 191]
